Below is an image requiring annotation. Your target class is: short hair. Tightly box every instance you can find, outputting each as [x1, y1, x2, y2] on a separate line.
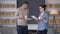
[39, 5, 47, 11]
[23, 1, 29, 5]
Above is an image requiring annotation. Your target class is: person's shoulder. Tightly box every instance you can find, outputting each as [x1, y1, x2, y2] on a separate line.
[45, 11, 49, 14]
[44, 12, 49, 15]
[17, 7, 23, 12]
[17, 7, 22, 9]
[27, 9, 29, 10]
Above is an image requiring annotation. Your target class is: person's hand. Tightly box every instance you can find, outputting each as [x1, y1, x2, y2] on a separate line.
[38, 17, 43, 21]
[18, 16, 25, 19]
[31, 15, 37, 19]
[24, 16, 28, 20]
[31, 16, 38, 21]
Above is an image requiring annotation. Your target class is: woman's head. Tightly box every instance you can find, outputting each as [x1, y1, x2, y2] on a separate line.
[39, 5, 47, 13]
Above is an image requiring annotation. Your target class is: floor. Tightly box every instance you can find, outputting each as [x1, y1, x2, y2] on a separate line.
[0, 27, 60, 34]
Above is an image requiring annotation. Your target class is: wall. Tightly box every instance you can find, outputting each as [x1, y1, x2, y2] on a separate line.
[0, 0, 17, 34]
[45, 0, 60, 32]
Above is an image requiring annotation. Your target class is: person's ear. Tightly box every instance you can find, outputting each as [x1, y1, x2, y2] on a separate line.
[42, 8, 44, 10]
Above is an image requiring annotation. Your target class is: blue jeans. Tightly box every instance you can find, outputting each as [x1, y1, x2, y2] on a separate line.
[17, 25, 28, 34]
[37, 29, 47, 34]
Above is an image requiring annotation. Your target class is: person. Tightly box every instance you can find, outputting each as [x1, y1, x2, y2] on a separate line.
[17, 1, 29, 34]
[32, 5, 49, 34]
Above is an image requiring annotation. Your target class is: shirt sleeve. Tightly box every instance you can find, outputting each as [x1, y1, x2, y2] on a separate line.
[17, 8, 24, 19]
[43, 13, 49, 23]
[24, 10, 29, 20]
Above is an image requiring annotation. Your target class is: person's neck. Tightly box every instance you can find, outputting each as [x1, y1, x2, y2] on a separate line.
[21, 6, 28, 10]
[40, 11, 44, 13]
[24, 8, 28, 10]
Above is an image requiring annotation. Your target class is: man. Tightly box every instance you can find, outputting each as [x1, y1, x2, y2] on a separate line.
[17, 1, 29, 34]
[32, 5, 49, 34]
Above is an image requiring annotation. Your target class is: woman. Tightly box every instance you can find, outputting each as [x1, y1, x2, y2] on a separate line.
[32, 5, 49, 34]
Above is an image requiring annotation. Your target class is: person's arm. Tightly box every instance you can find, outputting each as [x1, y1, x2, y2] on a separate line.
[17, 8, 24, 19]
[16, 8, 19, 19]
[43, 13, 49, 23]
[38, 13, 49, 23]
[31, 16, 38, 21]
[24, 10, 29, 20]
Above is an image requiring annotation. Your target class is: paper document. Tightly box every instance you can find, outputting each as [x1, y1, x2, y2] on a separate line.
[31, 16, 37, 19]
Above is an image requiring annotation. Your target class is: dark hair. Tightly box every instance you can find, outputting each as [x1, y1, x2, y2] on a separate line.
[23, 1, 29, 5]
[39, 5, 47, 11]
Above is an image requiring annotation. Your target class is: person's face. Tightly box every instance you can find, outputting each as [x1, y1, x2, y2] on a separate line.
[39, 6, 44, 13]
[23, 4, 28, 9]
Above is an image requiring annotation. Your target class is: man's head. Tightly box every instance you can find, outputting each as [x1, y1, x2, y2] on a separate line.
[39, 5, 47, 13]
[22, 1, 29, 9]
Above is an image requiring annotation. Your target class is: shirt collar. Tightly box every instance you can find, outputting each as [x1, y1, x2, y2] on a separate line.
[40, 12, 45, 17]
